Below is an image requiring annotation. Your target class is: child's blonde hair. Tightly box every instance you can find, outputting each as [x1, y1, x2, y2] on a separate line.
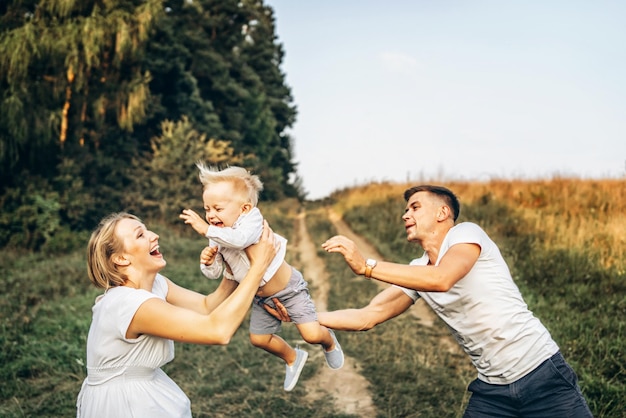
[197, 162, 263, 206]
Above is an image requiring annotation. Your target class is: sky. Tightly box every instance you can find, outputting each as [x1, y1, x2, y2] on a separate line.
[265, 0, 626, 200]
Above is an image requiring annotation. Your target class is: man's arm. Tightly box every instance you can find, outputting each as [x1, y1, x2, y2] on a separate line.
[322, 235, 480, 292]
[262, 286, 414, 331]
[318, 286, 414, 331]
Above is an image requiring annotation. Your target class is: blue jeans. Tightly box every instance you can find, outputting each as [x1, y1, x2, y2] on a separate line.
[464, 352, 593, 418]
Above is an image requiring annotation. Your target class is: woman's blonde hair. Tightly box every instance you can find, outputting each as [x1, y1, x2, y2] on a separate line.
[87, 212, 140, 290]
[197, 162, 263, 206]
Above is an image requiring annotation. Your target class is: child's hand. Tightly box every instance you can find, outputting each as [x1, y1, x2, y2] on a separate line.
[180, 209, 209, 236]
[200, 246, 219, 265]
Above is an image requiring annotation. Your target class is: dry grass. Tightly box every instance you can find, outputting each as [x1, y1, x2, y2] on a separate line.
[330, 178, 626, 270]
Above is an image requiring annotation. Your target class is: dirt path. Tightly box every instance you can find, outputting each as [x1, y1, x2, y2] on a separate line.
[293, 212, 377, 417]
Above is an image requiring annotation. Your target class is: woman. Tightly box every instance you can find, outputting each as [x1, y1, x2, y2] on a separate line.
[76, 212, 278, 418]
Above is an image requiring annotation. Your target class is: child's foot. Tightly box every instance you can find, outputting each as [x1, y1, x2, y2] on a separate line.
[284, 347, 308, 392]
[324, 329, 344, 369]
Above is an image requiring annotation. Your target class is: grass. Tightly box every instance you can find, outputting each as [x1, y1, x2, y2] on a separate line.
[0, 180, 624, 417]
[0, 201, 346, 418]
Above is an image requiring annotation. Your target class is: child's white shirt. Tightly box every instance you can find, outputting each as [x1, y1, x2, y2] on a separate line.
[200, 207, 287, 286]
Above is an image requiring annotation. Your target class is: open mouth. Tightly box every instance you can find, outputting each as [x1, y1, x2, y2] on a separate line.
[150, 245, 161, 256]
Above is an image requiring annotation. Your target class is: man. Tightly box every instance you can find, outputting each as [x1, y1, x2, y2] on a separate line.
[267, 185, 592, 417]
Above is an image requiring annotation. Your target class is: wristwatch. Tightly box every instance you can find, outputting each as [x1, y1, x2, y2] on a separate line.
[364, 259, 377, 278]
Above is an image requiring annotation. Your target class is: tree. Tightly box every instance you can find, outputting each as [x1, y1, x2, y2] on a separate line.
[159, 0, 301, 200]
[0, 0, 164, 189]
[0, 0, 303, 250]
[128, 116, 247, 222]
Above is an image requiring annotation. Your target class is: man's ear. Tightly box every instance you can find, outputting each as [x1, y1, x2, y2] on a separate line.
[113, 254, 130, 266]
[437, 205, 451, 222]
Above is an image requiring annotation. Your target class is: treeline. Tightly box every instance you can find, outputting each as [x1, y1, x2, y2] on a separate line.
[0, 0, 302, 251]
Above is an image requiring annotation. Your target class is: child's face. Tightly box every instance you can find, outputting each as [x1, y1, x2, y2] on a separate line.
[202, 181, 250, 228]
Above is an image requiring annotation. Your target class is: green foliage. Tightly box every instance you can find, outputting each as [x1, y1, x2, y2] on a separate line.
[142, 0, 300, 201]
[0, 0, 163, 184]
[126, 117, 246, 223]
[0, 0, 303, 252]
[0, 177, 61, 250]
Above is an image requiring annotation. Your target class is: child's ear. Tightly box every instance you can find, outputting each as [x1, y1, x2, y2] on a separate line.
[241, 203, 252, 213]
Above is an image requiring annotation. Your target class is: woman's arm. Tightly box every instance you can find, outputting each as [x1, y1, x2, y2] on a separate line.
[167, 259, 237, 314]
[165, 274, 238, 315]
[127, 221, 277, 345]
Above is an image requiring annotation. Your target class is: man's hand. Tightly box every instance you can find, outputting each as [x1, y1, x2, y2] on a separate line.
[260, 297, 292, 322]
[200, 246, 219, 265]
[180, 209, 209, 236]
[321, 235, 367, 276]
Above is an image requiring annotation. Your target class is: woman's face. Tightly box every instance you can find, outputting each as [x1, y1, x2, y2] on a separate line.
[115, 218, 166, 273]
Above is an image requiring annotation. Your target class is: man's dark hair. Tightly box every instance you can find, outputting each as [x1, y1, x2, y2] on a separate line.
[403, 185, 460, 222]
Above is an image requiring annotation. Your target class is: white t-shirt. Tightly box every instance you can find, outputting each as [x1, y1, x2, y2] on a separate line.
[398, 222, 559, 384]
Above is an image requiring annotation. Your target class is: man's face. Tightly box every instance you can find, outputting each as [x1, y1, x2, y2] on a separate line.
[402, 191, 442, 242]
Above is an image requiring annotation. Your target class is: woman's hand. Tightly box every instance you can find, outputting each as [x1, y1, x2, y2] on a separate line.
[245, 220, 278, 270]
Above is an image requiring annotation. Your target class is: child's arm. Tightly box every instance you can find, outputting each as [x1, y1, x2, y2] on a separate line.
[206, 207, 264, 250]
[200, 245, 224, 280]
[180, 209, 210, 236]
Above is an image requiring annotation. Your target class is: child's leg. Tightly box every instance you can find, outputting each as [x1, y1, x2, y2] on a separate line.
[251, 294, 310, 391]
[249, 333, 297, 365]
[295, 322, 335, 351]
[297, 322, 344, 370]
[249, 332, 309, 392]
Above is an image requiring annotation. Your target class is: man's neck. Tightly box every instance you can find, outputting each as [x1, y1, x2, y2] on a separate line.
[421, 224, 454, 265]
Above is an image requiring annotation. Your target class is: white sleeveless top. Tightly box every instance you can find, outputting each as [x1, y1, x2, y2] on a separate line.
[76, 274, 191, 417]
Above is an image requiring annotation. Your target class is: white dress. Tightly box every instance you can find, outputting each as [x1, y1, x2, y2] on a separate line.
[76, 274, 191, 418]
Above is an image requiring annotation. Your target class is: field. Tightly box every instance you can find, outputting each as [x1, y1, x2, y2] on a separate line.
[0, 178, 624, 417]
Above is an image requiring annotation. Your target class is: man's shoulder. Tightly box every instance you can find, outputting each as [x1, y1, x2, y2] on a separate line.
[446, 222, 489, 246]
[451, 222, 484, 234]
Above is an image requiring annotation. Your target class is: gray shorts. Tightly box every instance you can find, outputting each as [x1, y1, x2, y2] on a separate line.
[250, 268, 318, 335]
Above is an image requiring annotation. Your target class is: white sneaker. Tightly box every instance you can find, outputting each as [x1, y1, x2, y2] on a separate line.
[284, 347, 308, 392]
[324, 329, 344, 369]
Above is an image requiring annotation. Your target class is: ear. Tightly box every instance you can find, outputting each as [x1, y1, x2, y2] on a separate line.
[437, 205, 451, 222]
[113, 254, 130, 267]
[241, 203, 253, 213]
